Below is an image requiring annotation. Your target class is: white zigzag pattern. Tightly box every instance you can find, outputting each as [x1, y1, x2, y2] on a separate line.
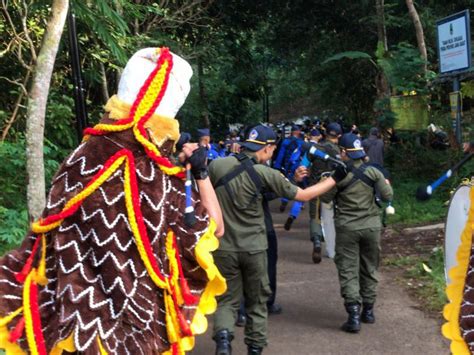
[59, 283, 132, 320]
[143, 216, 163, 233]
[47, 171, 84, 209]
[135, 161, 156, 182]
[80, 206, 131, 231]
[59, 223, 134, 252]
[69, 314, 118, 352]
[66, 143, 104, 176]
[99, 186, 124, 205]
[56, 242, 138, 296]
[58, 249, 140, 277]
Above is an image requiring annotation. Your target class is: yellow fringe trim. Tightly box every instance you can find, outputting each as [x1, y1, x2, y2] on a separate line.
[442, 185, 474, 355]
[0, 220, 225, 355]
[50, 332, 75, 355]
[0, 307, 26, 354]
[123, 157, 169, 290]
[105, 94, 180, 148]
[23, 270, 38, 355]
[163, 219, 227, 355]
[97, 336, 108, 355]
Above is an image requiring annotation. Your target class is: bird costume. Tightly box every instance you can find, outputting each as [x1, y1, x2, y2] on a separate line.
[0, 47, 225, 355]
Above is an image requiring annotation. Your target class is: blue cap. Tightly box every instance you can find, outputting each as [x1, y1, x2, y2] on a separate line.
[176, 132, 191, 151]
[340, 133, 366, 159]
[197, 128, 210, 138]
[310, 129, 321, 137]
[240, 125, 277, 151]
[326, 122, 342, 137]
[291, 124, 301, 132]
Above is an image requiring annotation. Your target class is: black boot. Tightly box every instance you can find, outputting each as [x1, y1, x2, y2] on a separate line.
[279, 200, 288, 212]
[213, 330, 233, 355]
[361, 303, 375, 324]
[284, 216, 295, 230]
[235, 312, 246, 327]
[312, 236, 322, 264]
[247, 344, 263, 355]
[341, 303, 361, 333]
[267, 303, 282, 315]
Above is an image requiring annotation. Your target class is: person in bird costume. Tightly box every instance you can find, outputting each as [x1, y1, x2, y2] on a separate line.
[0, 47, 226, 355]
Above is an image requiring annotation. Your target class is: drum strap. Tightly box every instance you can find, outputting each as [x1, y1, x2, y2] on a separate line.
[214, 153, 263, 202]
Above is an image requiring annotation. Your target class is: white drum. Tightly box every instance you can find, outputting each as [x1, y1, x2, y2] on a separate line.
[445, 184, 473, 284]
[321, 201, 336, 258]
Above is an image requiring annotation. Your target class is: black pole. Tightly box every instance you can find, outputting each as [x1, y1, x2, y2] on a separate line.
[453, 75, 462, 144]
[67, 2, 88, 142]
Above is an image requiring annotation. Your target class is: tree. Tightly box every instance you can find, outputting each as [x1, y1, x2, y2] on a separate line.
[406, 0, 427, 74]
[26, 0, 69, 220]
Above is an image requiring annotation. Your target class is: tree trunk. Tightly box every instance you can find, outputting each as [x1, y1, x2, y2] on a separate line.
[197, 57, 210, 128]
[99, 61, 110, 103]
[406, 0, 428, 73]
[375, 0, 390, 100]
[376, 0, 388, 52]
[26, 0, 69, 220]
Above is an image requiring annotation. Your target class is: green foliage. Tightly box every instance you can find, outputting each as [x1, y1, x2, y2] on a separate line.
[461, 81, 474, 99]
[374, 97, 396, 128]
[405, 247, 447, 312]
[0, 207, 28, 246]
[377, 42, 434, 96]
[0, 138, 61, 249]
[385, 178, 448, 225]
[384, 247, 447, 313]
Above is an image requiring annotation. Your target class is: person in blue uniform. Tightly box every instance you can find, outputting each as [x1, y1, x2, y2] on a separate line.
[197, 128, 220, 162]
[273, 125, 304, 215]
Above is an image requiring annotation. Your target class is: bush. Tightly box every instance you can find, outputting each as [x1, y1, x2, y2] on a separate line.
[0, 137, 65, 250]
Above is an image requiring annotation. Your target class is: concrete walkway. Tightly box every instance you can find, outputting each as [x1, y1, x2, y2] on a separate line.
[191, 202, 449, 355]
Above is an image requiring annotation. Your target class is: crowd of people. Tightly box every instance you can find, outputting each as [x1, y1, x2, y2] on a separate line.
[174, 120, 393, 355]
[0, 48, 394, 355]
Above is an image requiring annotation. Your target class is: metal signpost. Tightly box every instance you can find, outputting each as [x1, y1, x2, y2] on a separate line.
[67, 1, 88, 141]
[436, 10, 471, 144]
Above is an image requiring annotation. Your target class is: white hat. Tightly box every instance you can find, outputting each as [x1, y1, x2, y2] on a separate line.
[117, 48, 193, 118]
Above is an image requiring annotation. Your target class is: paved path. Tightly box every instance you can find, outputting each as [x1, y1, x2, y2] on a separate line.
[191, 202, 449, 354]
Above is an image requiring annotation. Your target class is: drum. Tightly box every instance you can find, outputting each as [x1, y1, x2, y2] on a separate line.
[321, 201, 336, 258]
[445, 183, 473, 284]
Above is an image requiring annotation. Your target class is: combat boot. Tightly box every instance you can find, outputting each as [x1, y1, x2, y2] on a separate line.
[284, 216, 295, 230]
[341, 303, 361, 333]
[235, 312, 246, 327]
[213, 330, 233, 355]
[361, 303, 375, 324]
[247, 344, 263, 355]
[279, 200, 288, 212]
[312, 235, 322, 264]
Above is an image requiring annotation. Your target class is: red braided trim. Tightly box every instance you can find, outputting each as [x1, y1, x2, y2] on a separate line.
[126, 150, 166, 282]
[129, 48, 172, 122]
[173, 236, 198, 305]
[30, 281, 47, 355]
[170, 284, 193, 337]
[37, 149, 127, 227]
[8, 316, 25, 343]
[15, 236, 42, 283]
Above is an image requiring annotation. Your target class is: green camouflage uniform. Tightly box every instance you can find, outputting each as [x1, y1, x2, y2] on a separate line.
[209, 152, 298, 347]
[322, 159, 393, 304]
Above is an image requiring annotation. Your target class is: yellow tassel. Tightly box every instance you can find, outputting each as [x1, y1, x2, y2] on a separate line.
[35, 234, 48, 286]
[0, 307, 23, 327]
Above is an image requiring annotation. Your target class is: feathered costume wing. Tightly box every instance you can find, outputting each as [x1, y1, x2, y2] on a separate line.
[0, 48, 226, 355]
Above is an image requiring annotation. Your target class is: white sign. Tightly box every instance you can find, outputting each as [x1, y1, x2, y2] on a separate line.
[437, 10, 471, 74]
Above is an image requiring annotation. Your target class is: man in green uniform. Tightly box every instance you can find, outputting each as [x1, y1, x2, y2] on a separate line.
[308, 122, 342, 263]
[321, 133, 393, 333]
[209, 124, 347, 354]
